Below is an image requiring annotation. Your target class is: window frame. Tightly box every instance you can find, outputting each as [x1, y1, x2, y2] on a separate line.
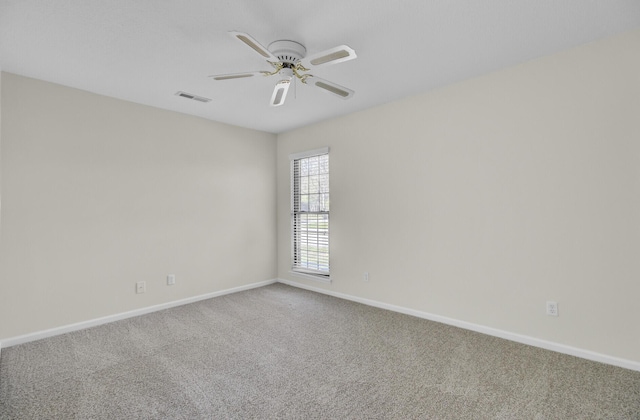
[289, 147, 330, 282]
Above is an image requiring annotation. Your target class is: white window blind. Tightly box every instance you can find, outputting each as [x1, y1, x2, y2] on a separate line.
[291, 149, 329, 277]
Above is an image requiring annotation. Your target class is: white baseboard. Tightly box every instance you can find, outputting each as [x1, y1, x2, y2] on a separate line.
[0, 279, 277, 349]
[3, 277, 638, 373]
[276, 278, 640, 372]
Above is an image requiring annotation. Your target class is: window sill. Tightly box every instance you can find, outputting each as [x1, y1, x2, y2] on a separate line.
[288, 271, 332, 284]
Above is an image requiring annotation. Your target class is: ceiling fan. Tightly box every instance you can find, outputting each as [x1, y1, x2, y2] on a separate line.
[210, 31, 357, 107]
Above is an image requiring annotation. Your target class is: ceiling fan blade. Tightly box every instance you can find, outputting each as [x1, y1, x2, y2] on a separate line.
[270, 79, 291, 107]
[307, 76, 354, 99]
[209, 71, 267, 81]
[301, 45, 357, 68]
[229, 31, 279, 62]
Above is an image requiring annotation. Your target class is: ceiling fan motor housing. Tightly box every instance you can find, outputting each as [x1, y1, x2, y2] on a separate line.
[268, 40, 307, 66]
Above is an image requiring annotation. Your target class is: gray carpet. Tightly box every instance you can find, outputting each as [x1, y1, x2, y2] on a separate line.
[1, 283, 639, 419]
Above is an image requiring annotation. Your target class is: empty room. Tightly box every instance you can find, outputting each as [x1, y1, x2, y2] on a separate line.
[1, 1, 640, 418]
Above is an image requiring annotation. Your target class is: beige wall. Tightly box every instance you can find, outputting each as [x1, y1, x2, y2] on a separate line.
[277, 29, 640, 362]
[0, 72, 277, 339]
[2, 29, 639, 364]
[0, 68, 2, 253]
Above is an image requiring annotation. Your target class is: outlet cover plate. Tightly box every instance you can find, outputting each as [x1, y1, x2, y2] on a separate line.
[136, 281, 146, 294]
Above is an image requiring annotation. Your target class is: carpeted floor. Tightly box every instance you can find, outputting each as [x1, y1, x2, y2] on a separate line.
[1, 283, 639, 419]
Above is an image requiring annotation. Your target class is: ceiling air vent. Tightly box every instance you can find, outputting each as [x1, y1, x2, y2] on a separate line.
[175, 91, 211, 103]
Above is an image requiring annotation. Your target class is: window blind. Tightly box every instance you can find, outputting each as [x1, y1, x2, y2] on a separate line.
[291, 150, 329, 277]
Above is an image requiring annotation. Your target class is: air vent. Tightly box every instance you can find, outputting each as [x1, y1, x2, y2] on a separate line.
[175, 91, 211, 103]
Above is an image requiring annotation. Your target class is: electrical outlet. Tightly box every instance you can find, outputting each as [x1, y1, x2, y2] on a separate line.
[136, 281, 146, 294]
[363, 272, 369, 282]
[546, 301, 558, 316]
[167, 274, 176, 285]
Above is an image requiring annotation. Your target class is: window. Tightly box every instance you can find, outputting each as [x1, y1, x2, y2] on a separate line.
[290, 148, 330, 279]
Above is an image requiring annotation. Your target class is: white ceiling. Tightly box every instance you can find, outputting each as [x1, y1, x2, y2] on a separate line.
[1, 1, 640, 134]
